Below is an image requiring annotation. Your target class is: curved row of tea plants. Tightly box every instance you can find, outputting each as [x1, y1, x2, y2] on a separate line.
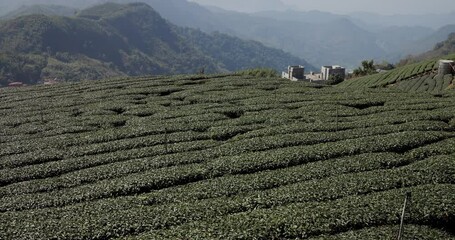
[0, 74, 454, 239]
[339, 53, 455, 90]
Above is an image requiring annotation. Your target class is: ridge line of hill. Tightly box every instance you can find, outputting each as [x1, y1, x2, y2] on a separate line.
[0, 2, 313, 86]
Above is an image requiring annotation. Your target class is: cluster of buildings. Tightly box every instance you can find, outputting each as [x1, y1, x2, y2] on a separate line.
[284, 59, 455, 83]
[282, 65, 346, 82]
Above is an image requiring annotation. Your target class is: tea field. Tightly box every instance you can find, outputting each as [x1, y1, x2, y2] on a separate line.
[339, 53, 455, 91]
[0, 74, 454, 239]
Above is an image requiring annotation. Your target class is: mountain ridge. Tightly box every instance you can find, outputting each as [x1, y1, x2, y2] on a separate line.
[120, 0, 446, 68]
[0, 4, 77, 19]
[398, 32, 455, 66]
[0, 2, 311, 86]
[2, 0, 453, 73]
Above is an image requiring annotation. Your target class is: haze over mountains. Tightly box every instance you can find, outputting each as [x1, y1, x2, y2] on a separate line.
[191, 0, 455, 16]
[189, 0, 288, 13]
[0, 0, 455, 83]
[399, 32, 455, 65]
[123, 0, 455, 68]
[0, 2, 308, 85]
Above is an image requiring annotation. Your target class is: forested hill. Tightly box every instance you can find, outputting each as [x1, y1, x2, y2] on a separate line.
[0, 2, 310, 86]
[399, 32, 455, 66]
[0, 4, 77, 19]
[428, 33, 455, 58]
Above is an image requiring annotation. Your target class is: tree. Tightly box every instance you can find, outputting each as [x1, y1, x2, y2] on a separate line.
[353, 60, 376, 77]
[327, 73, 344, 85]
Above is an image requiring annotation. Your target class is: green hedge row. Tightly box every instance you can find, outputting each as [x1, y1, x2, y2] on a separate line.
[308, 225, 453, 240]
[0, 157, 453, 239]
[132, 184, 455, 240]
[0, 131, 449, 211]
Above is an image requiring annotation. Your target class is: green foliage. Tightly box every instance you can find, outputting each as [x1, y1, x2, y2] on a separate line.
[0, 74, 454, 239]
[311, 224, 453, 240]
[1, 4, 77, 19]
[327, 73, 345, 85]
[237, 68, 278, 78]
[352, 59, 377, 77]
[0, 53, 47, 85]
[395, 74, 454, 93]
[76, 2, 126, 20]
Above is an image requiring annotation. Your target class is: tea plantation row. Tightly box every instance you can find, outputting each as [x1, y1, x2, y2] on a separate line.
[0, 74, 454, 239]
[339, 53, 455, 90]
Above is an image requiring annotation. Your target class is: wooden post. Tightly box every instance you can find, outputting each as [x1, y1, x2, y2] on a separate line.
[397, 192, 412, 240]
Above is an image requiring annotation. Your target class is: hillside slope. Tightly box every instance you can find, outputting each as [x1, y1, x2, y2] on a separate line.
[339, 53, 455, 92]
[402, 32, 455, 64]
[0, 0, 95, 17]
[405, 24, 455, 55]
[0, 74, 454, 239]
[122, 0, 442, 68]
[0, 2, 308, 86]
[140, 0, 387, 68]
[3, 0, 451, 70]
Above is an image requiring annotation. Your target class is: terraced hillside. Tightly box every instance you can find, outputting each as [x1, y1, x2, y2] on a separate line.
[0, 74, 455, 239]
[339, 53, 455, 91]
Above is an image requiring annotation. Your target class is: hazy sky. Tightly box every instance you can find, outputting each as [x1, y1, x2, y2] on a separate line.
[190, 0, 455, 15]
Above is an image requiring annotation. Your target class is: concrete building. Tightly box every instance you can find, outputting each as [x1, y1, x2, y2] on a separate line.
[438, 60, 455, 75]
[305, 71, 323, 82]
[321, 65, 346, 80]
[282, 65, 305, 81]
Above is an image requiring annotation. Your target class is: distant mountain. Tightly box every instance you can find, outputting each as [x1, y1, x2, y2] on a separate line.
[114, 0, 232, 33]
[373, 25, 435, 61]
[2, 0, 452, 70]
[252, 10, 346, 24]
[0, 2, 309, 86]
[1, 4, 77, 19]
[188, 0, 287, 13]
[0, 0, 96, 17]
[126, 1, 384, 68]
[224, 13, 387, 68]
[427, 33, 455, 57]
[398, 32, 455, 66]
[350, 11, 455, 30]
[407, 25, 455, 54]
[119, 1, 443, 68]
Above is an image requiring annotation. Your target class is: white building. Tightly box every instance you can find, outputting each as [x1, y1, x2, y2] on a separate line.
[321, 65, 346, 80]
